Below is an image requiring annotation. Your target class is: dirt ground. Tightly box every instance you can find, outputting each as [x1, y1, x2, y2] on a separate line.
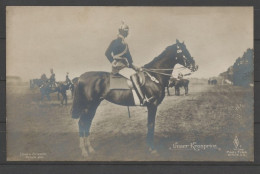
[6, 80, 254, 161]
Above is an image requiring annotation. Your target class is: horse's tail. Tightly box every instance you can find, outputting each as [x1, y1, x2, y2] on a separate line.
[71, 80, 86, 119]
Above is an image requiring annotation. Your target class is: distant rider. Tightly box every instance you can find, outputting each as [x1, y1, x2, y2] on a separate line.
[40, 73, 48, 88]
[65, 72, 72, 85]
[49, 68, 56, 88]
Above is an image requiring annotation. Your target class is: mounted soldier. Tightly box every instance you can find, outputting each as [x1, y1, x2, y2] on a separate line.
[65, 72, 72, 85]
[40, 73, 48, 83]
[49, 68, 56, 88]
[40, 73, 48, 88]
[105, 22, 148, 105]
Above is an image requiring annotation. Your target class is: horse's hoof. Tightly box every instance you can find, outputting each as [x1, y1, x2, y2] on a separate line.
[88, 148, 96, 154]
[87, 144, 95, 154]
[148, 148, 158, 155]
[82, 150, 89, 158]
[86, 144, 95, 154]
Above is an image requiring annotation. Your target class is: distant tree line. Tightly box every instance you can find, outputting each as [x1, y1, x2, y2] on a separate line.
[219, 48, 253, 87]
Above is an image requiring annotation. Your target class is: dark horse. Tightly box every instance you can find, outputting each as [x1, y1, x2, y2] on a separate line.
[39, 83, 58, 101]
[70, 77, 79, 98]
[30, 79, 44, 89]
[208, 79, 217, 85]
[71, 40, 198, 157]
[39, 81, 72, 105]
[56, 77, 79, 104]
[56, 82, 73, 105]
[167, 78, 189, 96]
[57, 77, 79, 103]
[30, 76, 71, 105]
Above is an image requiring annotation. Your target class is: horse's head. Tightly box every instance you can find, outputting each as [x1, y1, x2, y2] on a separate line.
[175, 39, 198, 72]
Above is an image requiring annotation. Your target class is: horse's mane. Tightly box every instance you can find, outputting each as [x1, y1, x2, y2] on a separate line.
[143, 44, 175, 68]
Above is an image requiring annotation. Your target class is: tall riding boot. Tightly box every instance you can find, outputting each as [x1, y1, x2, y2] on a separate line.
[130, 74, 148, 105]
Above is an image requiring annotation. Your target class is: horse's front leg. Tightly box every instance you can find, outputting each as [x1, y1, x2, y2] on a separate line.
[57, 92, 60, 100]
[63, 92, 68, 105]
[147, 105, 157, 153]
[46, 92, 51, 101]
[167, 87, 170, 96]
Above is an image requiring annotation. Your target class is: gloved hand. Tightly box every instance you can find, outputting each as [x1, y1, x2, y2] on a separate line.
[131, 64, 141, 71]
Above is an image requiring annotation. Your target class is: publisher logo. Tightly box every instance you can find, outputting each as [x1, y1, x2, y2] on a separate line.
[226, 136, 247, 157]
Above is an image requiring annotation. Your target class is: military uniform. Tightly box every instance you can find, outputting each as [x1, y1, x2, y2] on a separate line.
[66, 74, 72, 85]
[105, 35, 133, 74]
[50, 73, 56, 87]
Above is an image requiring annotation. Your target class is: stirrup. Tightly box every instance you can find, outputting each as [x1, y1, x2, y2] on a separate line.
[140, 97, 149, 106]
[141, 96, 155, 106]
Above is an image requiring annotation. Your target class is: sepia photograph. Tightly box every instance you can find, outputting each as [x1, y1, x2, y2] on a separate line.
[6, 6, 253, 161]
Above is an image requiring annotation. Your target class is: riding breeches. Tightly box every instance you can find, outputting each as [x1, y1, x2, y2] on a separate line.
[111, 59, 128, 74]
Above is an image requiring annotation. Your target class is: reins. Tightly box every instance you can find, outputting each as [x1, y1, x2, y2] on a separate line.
[144, 67, 186, 71]
[142, 68, 173, 77]
[142, 66, 190, 77]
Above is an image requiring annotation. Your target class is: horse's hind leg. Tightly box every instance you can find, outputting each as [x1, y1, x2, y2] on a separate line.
[71, 86, 74, 99]
[64, 91, 68, 106]
[185, 86, 188, 95]
[147, 105, 158, 154]
[78, 102, 100, 157]
[175, 87, 180, 96]
[61, 92, 67, 106]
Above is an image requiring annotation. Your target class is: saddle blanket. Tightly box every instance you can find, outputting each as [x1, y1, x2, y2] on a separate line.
[109, 74, 141, 106]
[109, 74, 131, 90]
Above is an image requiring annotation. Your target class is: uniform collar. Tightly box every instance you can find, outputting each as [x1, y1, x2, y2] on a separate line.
[117, 34, 126, 43]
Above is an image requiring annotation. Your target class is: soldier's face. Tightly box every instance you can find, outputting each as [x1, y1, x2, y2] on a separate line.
[122, 30, 128, 38]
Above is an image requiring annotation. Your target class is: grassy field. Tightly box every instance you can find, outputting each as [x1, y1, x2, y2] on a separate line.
[6, 80, 254, 161]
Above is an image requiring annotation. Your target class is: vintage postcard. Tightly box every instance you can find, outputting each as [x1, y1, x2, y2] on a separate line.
[6, 7, 253, 161]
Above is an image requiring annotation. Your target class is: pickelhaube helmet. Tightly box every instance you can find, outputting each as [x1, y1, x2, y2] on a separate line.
[119, 21, 129, 33]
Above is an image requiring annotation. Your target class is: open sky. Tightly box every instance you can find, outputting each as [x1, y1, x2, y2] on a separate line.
[6, 7, 253, 81]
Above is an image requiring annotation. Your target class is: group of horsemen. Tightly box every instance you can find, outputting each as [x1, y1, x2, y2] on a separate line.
[40, 69, 72, 89]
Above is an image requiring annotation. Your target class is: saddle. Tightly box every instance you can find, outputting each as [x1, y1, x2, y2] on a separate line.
[109, 72, 145, 90]
[109, 72, 146, 106]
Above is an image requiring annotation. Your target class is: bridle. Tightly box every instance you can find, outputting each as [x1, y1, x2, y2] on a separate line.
[142, 44, 194, 77]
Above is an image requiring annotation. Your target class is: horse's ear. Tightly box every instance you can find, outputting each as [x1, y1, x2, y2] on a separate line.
[176, 39, 179, 43]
